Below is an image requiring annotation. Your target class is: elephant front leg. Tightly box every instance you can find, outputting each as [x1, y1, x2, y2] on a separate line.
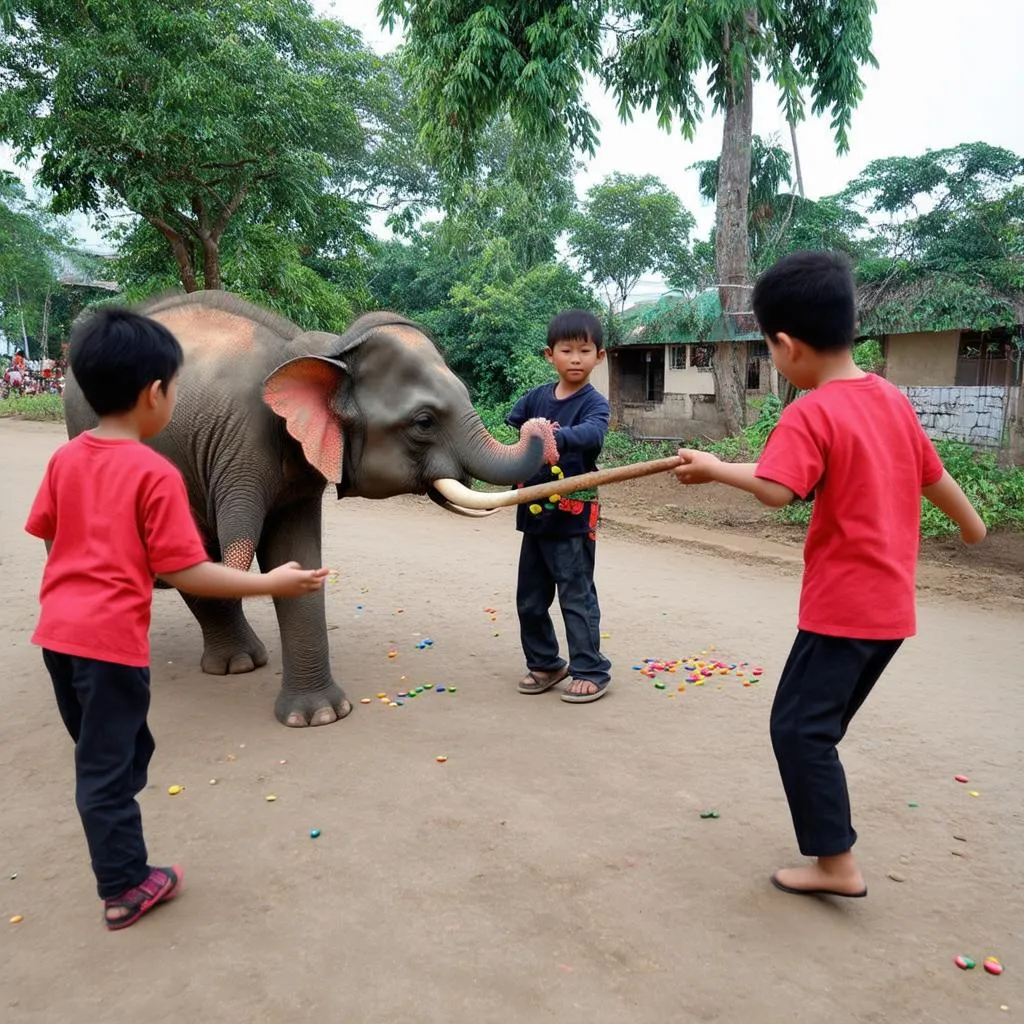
[258, 499, 351, 728]
[179, 536, 269, 675]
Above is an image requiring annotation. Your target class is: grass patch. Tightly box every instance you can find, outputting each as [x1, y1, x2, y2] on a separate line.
[0, 394, 65, 421]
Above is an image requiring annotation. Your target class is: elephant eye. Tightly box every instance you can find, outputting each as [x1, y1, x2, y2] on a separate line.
[412, 412, 435, 431]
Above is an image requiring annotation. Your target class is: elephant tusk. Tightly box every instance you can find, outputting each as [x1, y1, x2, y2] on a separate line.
[440, 501, 500, 518]
[432, 456, 683, 511]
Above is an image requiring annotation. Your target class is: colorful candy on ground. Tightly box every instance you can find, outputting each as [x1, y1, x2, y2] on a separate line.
[954, 775, 969, 783]
[632, 655, 763, 694]
[436, 755, 448, 763]
[167, 785, 184, 796]
[985, 958, 1004, 976]
[699, 810, 720, 819]
[310, 829, 321, 839]
[9, 915, 23, 924]
[955, 956, 976, 970]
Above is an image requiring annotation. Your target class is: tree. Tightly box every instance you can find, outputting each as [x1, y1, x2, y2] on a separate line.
[0, 1, 386, 295]
[692, 134, 793, 264]
[380, 0, 878, 432]
[845, 143, 1024, 333]
[568, 172, 694, 314]
[0, 173, 66, 357]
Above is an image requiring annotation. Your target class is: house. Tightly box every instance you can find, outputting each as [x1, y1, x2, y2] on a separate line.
[596, 289, 773, 438]
[858, 278, 1024, 459]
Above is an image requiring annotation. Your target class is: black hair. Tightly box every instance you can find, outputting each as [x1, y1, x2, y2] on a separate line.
[69, 307, 184, 416]
[547, 309, 604, 350]
[752, 251, 856, 352]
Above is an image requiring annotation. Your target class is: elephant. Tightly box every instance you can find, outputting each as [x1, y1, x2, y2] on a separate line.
[63, 291, 557, 727]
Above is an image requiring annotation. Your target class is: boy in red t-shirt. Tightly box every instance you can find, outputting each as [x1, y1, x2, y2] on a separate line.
[25, 308, 329, 930]
[673, 251, 986, 899]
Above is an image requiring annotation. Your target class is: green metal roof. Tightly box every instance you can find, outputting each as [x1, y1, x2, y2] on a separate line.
[616, 289, 763, 347]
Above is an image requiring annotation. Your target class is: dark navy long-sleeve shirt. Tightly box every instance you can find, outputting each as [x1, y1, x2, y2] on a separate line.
[506, 382, 610, 536]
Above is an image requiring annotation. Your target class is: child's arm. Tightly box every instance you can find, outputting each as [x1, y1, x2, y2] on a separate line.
[552, 402, 610, 453]
[674, 450, 796, 508]
[159, 560, 329, 598]
[922, 470, 987, 544]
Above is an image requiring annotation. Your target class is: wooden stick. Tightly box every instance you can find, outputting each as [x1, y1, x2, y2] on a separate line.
[484, 456, 682, 509]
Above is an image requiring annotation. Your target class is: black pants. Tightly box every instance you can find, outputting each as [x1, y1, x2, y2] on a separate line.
[43, 650, 154, 899]
[516, 533, 611, 685]
[770, 631, 902, 857]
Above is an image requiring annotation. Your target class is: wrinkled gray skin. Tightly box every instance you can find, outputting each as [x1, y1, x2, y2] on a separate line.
[63, 291, 548, 727]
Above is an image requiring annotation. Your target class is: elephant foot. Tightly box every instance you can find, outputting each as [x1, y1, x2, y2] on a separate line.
[274, 682, 353, 728]
[200, 638, 269, 676]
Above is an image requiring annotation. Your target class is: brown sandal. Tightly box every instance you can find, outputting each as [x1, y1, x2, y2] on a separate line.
[518, 667, 569, 694]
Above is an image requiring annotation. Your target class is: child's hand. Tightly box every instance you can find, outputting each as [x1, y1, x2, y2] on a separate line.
[673, 448, 722, 485]
[265, 562, 330, 597]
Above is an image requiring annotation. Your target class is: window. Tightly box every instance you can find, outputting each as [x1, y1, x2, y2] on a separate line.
[690, 344, 715, 369]
[669, 345, 687, 370]
[955, 333, 1017, 387]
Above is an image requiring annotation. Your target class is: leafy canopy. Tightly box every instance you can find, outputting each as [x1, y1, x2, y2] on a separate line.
[569, 172, 694, 311]
[0, 1, 388, 292]
[379, 0, 877, 176]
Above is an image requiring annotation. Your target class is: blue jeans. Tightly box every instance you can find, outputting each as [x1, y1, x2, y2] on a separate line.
[516, 533, 611, 685]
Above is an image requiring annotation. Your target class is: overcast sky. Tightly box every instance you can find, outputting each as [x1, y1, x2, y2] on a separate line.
[8, 1, 1023, 303]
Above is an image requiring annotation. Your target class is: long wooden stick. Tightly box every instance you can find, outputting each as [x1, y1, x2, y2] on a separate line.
[486, 456, 682, 509]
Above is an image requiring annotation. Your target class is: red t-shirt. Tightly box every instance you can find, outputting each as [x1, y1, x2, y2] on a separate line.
[25, 433, 209, 667]
[755, 375, 944, 640]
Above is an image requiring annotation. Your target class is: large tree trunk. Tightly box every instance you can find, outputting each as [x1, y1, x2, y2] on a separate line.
[201, 237, 222, 290]
[149, 215, 199, 292]
[713, 22, 755, 436]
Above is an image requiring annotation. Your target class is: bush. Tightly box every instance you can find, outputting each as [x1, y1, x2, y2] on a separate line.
[0, 394, 65, 421]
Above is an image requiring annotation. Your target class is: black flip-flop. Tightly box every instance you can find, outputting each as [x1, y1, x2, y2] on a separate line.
[770, 873, 867, 898]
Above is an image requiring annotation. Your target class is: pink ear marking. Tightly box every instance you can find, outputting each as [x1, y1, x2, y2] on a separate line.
[520, 418, 560, 465]
[263, 358, 346, 483]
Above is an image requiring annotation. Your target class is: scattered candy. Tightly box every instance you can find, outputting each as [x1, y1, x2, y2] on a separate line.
[310, 829, 321, 839]
[908, 802, 919, 808]
[968, 791, 980, 798]
[436, 755, 448, 763]
[9, 915, 23, 924]
[209, 779, 217, 785]
[600, 632, 611, 639]
[699, 810, 720, 819]
[266, 794, 277, 802]
[435, 686, 446, 692]
[167, 785, 184, 796]
[955, 956, 976, 970]
[887, 871, 906, 883]
[954, 775, 969, 783]
[985, 958, 1004, 976]
[449, 687, 457, 693]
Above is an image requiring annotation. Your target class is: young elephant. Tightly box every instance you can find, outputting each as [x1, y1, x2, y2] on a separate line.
[63, 291, 555, 727]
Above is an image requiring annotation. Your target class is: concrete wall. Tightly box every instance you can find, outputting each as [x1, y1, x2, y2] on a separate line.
[885, 331, 960, 386]
[900, 386, 1009, 447]
[665, 364, 716, 395]
[619, 393, 724, 439]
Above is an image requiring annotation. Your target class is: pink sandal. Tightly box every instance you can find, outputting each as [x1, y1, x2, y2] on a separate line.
[103, 865, 183, 930]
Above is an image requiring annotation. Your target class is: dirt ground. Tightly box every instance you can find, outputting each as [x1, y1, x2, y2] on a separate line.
[1, 419, 1022, 1024]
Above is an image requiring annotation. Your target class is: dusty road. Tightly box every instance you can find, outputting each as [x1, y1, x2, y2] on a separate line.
[1, 420, 1021, 1024]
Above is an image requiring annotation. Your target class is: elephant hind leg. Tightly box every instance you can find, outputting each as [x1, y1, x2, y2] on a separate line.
[180, 592, 269, 675]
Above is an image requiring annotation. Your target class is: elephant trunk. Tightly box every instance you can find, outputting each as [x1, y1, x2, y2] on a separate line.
[452, 413, 559, 486]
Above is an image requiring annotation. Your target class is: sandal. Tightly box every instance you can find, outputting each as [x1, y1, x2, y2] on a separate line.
[103, 865, 183, 931]
[518, 667, 569, 694]
[560, 679, 611, 704]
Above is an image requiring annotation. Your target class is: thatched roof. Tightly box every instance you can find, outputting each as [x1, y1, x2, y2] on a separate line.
[856, 275, 1023, 338]
[616, 289, 763, 347]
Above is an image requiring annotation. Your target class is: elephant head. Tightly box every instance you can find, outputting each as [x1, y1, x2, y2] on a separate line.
[261, 313, 558, 513]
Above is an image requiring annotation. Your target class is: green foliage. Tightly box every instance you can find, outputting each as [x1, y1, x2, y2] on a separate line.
[853, 340, 884, 373]
[0, 173, 67, 355]
[849, 143, 1024, 333]
[447, 257, 599, 407]
[0, 393, 64, 420]
[569, 173, 694, 311]
[0, 1, 398, 294]
[383, 1, 877, 176]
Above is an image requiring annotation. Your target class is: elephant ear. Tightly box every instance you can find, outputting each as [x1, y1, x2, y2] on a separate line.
[262, 356, 347, 483]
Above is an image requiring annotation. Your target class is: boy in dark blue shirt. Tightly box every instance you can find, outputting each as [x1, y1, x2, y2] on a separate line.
[506, 310, 612, 703]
